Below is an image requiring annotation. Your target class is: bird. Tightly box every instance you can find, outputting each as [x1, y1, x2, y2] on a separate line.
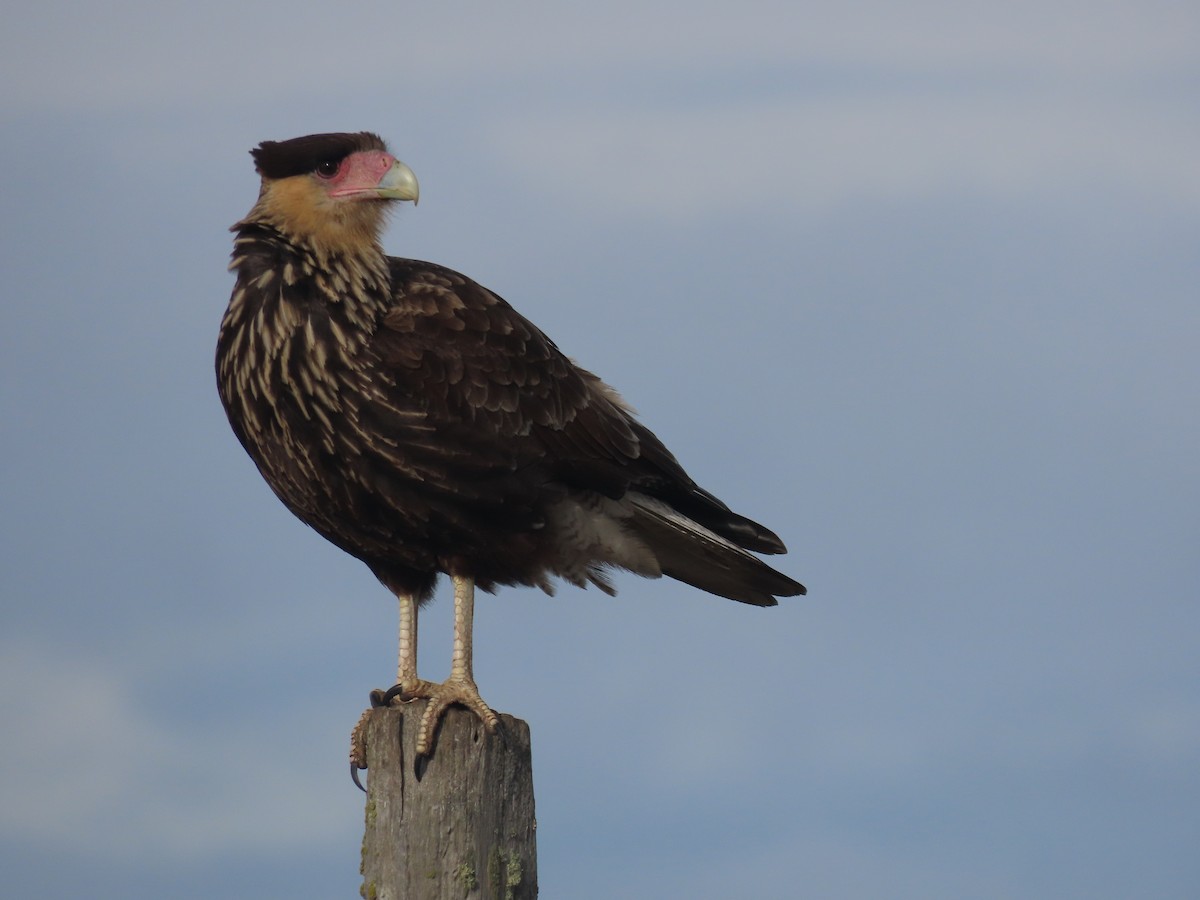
[215, 131, 805, 766]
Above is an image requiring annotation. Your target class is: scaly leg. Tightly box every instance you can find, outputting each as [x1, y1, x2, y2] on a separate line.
[350, 591, 432, 782]
[405, 574, 499, 755]
[395, 590, 435, 694]
[363, 577, 499, 758]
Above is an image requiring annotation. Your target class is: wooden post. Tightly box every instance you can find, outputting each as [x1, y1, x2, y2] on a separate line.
[359, 701, 537, 900]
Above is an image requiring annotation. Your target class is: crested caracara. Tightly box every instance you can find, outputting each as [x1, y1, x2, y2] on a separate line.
[215, 131, 805, 766]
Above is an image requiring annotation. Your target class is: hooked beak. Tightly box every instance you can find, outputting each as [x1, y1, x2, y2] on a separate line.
[328, 155, 420, 204]
[375, 159, 420, 204]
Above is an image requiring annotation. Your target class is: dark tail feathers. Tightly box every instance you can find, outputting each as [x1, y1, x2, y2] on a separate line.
[628, 494, 806, 606]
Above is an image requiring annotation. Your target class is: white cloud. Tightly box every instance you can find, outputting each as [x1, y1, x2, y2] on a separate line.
[6, 1, 1192, 218]
[2, 1, 1193, 113]
[0, 640, 355, 860]
[488, 90, 1200, 217]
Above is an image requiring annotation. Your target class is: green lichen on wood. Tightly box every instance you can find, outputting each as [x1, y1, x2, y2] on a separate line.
[487, 846, 504, 897]
[454, 860, 478, 894]
[360, 795, 378, 898]
[360, 798, 377, 876]
[485, 846, 524, 900]
[504, 854, 523, 900]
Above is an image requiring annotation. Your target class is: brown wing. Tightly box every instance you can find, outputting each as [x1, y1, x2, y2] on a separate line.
[373, 258, 788, 555]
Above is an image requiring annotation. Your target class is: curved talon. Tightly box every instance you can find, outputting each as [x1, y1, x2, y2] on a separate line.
[416, 697, 449, 756]
[381, 683, 406, 705]
[362, 678, 499, 758]
[348, 706, 373, 791]
[379, 678, 437, 707]
[413, 679, 500, 756]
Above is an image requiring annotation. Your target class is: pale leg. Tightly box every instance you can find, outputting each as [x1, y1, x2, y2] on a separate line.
[411, 574, 499, 755]
[397, 591, 423, 687]
[352, 578, 500, 770]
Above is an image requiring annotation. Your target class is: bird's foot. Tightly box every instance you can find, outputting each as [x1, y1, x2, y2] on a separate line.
[380, 676, 500, 757]
[348, 677, 499, 787]
[349, 685, 426, 789]
[349, 707, 373, 791]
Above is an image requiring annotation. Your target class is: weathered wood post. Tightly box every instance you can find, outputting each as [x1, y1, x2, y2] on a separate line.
[359, 701, 537, 900]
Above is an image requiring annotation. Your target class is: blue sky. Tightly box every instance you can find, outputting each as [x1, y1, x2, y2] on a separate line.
[2, 2, 1197, 897]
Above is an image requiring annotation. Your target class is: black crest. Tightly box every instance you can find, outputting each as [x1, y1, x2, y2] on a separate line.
[250, 132, 387, 179]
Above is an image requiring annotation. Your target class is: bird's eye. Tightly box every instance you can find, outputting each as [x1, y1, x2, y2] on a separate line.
[315, 159, 340, 178]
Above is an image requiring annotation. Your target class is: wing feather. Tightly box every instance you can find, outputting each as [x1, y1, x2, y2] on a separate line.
[372, 258, 788, 558]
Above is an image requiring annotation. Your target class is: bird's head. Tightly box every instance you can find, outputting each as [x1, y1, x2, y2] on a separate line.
[247, 132, 419, 255]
